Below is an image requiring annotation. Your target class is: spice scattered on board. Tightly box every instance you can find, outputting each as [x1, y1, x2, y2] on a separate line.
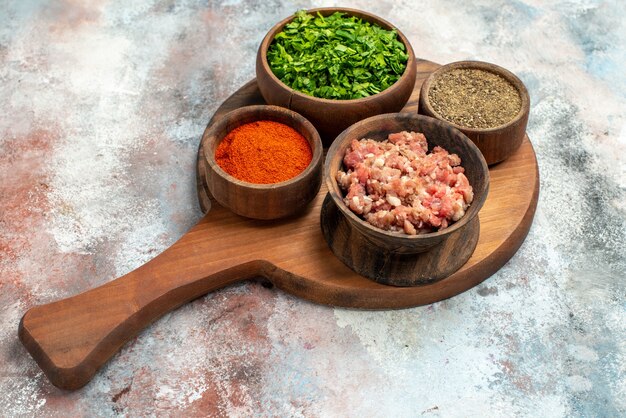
[428, 68, 522, 129]
[215, 121, 312, 184]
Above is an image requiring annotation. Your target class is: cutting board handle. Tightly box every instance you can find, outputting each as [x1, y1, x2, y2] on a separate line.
[18, 214, 268, 390]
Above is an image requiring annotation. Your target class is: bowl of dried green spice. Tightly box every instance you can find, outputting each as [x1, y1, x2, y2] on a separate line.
[418, 61, 530, 165]
[256, 8, 417, 146]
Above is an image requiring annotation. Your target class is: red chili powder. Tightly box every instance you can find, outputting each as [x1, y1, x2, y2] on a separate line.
[215, 120, 313, 184]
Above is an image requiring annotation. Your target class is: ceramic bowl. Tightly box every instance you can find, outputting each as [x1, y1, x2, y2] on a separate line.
[418, 60, 530, 165]
[256, 7, 417, 146]
[203, 105, 323, 220]
[325, 112, 489, 254]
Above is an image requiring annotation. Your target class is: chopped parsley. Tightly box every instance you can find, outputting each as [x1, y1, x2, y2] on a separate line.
[267, 10, 408, 100]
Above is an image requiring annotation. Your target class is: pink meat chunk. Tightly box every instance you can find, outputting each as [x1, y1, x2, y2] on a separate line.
[336, 131, 474, 235]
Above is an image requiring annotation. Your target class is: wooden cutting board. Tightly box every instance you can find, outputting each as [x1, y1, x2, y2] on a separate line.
[19, 59, 539, 391]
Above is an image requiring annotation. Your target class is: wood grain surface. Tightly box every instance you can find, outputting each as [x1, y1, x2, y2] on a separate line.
[19, 59, 539, 391]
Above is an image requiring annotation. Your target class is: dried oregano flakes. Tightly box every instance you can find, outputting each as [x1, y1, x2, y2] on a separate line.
[428, 68, 522, 129]
[267, 10, 408, 100]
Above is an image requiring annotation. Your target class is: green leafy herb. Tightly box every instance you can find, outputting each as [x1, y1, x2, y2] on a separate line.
[267, 10, 408, 100]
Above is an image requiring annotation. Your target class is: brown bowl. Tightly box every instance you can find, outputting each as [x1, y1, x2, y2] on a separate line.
[419, 60, 530, 165]
[256, 7, 417, 146]
[325, 113, 489, 254]
[203, 105, 323, 220]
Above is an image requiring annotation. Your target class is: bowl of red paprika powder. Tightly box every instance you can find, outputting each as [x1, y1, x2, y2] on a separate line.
[203, 105, 323, 220]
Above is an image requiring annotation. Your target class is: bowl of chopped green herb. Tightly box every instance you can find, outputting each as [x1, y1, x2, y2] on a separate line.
[256, 8, 416, 146]
[418, 61, 530, 165]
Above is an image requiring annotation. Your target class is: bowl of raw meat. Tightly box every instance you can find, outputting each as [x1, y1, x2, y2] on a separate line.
[324, 113, 489, 254]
